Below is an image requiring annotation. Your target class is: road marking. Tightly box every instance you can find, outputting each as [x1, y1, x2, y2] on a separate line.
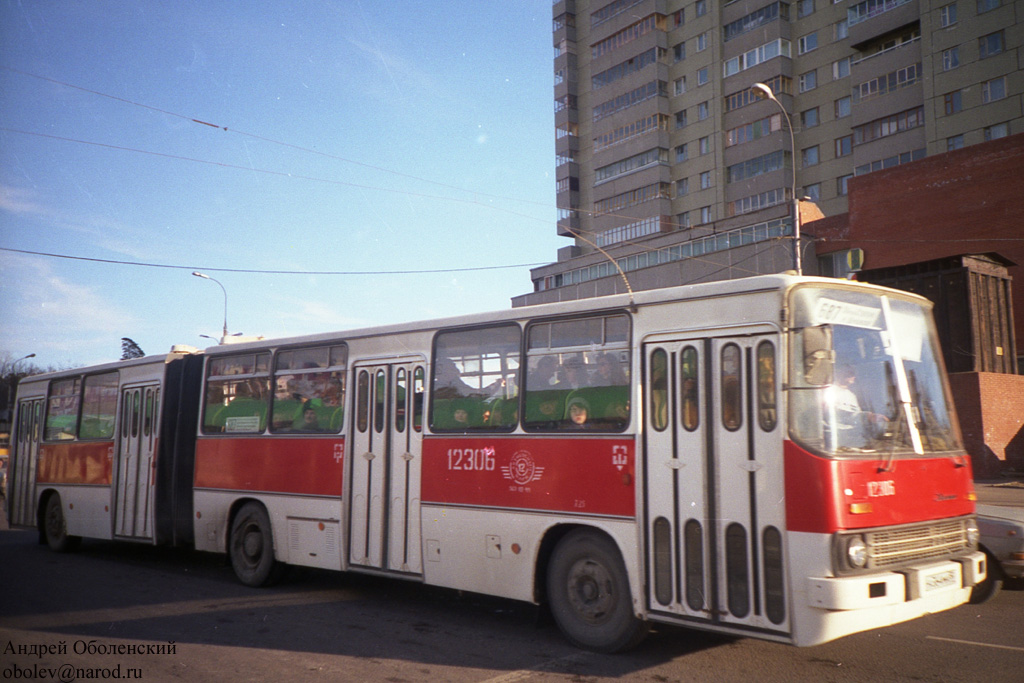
[480, 652, 595, 683]
[927, 636, 1024, 652]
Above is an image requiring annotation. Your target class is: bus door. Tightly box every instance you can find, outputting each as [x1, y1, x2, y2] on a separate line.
[9, 398, 44, 527]
[348, 358, 425, 575]
[114, 384, 159, 539]
[643, 329, 789, 635]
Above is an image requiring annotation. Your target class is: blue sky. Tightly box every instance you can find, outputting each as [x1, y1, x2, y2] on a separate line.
[0, 1, 561, 370]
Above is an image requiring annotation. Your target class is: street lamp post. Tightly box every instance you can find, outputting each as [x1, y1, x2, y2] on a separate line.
[191, 272, 229, 342]
[751, 82, 802, 275]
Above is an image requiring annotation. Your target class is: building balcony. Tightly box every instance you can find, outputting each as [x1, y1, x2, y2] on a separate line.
[848, 0, 920, 50]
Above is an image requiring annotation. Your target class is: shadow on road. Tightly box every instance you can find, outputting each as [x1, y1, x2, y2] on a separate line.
[0, 528, 734, 677]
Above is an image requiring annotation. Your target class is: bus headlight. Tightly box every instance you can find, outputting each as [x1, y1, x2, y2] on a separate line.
[846, 535, 868, 569]
[966, 520, 980, 547]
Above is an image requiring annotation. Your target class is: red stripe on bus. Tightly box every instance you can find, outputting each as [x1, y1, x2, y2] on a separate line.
[784, 440, 976, 533]
[194, 437, 345, 496]
[37, 441, 113, 486]
[421, 437, 635, 517]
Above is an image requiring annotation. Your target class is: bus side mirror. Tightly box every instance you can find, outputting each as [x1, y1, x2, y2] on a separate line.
[802, 326, 833, 386]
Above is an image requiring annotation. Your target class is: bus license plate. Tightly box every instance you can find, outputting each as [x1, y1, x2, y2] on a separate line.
[923, 567, 958, 593]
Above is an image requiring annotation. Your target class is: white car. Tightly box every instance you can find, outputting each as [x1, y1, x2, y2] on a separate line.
[970, 503, 1024, 603]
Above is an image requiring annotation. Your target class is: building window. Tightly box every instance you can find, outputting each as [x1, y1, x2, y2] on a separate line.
[725, 114, 782, 147]
[805, 183, 821, 202]
[944, 90, 962, 114]
[679, 212, 691, 228]
[696, 0, 708, 16]
[939, 3, 957, 26]
[676, 177, 690, 196]
[836, 135, 853, 157]
[699, 206, 713, 224]
[698, 101, 709, 120]
[985, 123, 1009, 140]
[700, 171, 713, 190]
[676, 110, 688, 128]
[942, 47, 960, 71]
[801, 108, 819, 128]
[837, 174, 852, 196]
[946, 135, 964, 151]
[696, 33, 708, 52]
[982, 76, 1007, 103]
[698, 67, 709, 86]
[675, 143, 688, 162]
[832, 58, 850, 80]
[977, 0, 1001, 12]
[674, 42, 687, 62]
[979, 32, 1003, 59]
[724, 39, 791, 78]
[835, 96, 852, 118]
[798, 33, 818, 55]
[802, 146, 819, 167]
[699, 136, 711, 155]
[727, 150, 787, 183]
[834, 18, 849, 40]
[853, 106, 925, 145]
[724, 2, 789, 42]
[674, 76, 687, 95]
[798, 0, 815, 17]
[799, 70, 817, 92]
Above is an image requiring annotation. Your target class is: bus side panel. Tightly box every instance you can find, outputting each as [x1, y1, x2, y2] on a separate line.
[420, 436, 635, 517]
[154, 354, 204, 547]
[193, 437, 345, 496]
[420, 504, 641, 607]
[37, 442, 113, 485]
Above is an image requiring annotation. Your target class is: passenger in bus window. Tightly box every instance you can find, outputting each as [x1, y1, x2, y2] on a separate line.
[293, 401, 320, 432]
[595, 353, 627, 387]
[560, 355, 589, 389]
[433, 358, 477, 399]
[566, 396, 590, 428]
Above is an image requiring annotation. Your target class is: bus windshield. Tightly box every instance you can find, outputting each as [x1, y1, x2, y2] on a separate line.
[788, 285, 962, 457]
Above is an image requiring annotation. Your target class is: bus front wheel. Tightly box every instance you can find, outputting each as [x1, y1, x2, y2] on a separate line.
[229, 503, 286, 587]
[547, 529, 649, 652]
[42, 494, 81, 553]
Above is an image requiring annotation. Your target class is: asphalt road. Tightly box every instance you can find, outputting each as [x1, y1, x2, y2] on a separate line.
[1, 503, 1022, 682]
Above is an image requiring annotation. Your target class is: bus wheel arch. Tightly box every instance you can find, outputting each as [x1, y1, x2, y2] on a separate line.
[38, 490, 81, 553]
[542, 525, 649, 653]
[228, 500, 287, 587]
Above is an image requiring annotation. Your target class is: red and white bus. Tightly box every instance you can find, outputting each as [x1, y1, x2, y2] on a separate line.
[7, 274, 985, 651]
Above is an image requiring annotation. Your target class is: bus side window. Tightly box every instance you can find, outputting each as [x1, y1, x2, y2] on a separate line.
[44, 378, 80, 441]
[681, 346, 699, 431]
[721, 344, 742, 431]
[757, 341, 777, 431]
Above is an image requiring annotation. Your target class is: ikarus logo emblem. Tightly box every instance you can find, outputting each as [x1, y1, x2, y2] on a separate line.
[502, 450, 545, 486]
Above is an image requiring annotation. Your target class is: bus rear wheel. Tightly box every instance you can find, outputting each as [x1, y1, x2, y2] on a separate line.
[42, 494, 81, 553]
[229, 503, 286, 587]
[547, 529, 649, 652]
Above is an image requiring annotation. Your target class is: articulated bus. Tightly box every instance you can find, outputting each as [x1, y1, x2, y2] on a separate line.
[7, 274, 985, 652]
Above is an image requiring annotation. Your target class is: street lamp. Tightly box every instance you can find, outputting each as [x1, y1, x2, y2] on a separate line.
[191, 271, 229, 342]
[751, 82, 802, 275]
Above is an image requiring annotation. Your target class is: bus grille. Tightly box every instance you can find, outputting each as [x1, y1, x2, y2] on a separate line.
[866, 519, 969, 569]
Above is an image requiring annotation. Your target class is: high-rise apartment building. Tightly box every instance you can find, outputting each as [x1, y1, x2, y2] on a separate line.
[513, 0, 1022, 306]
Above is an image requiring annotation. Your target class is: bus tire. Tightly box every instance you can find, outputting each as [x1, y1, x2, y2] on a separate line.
[42, 494, 81, 553]
[229, 503, 285, 587]
[547, 529, 649, 653]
